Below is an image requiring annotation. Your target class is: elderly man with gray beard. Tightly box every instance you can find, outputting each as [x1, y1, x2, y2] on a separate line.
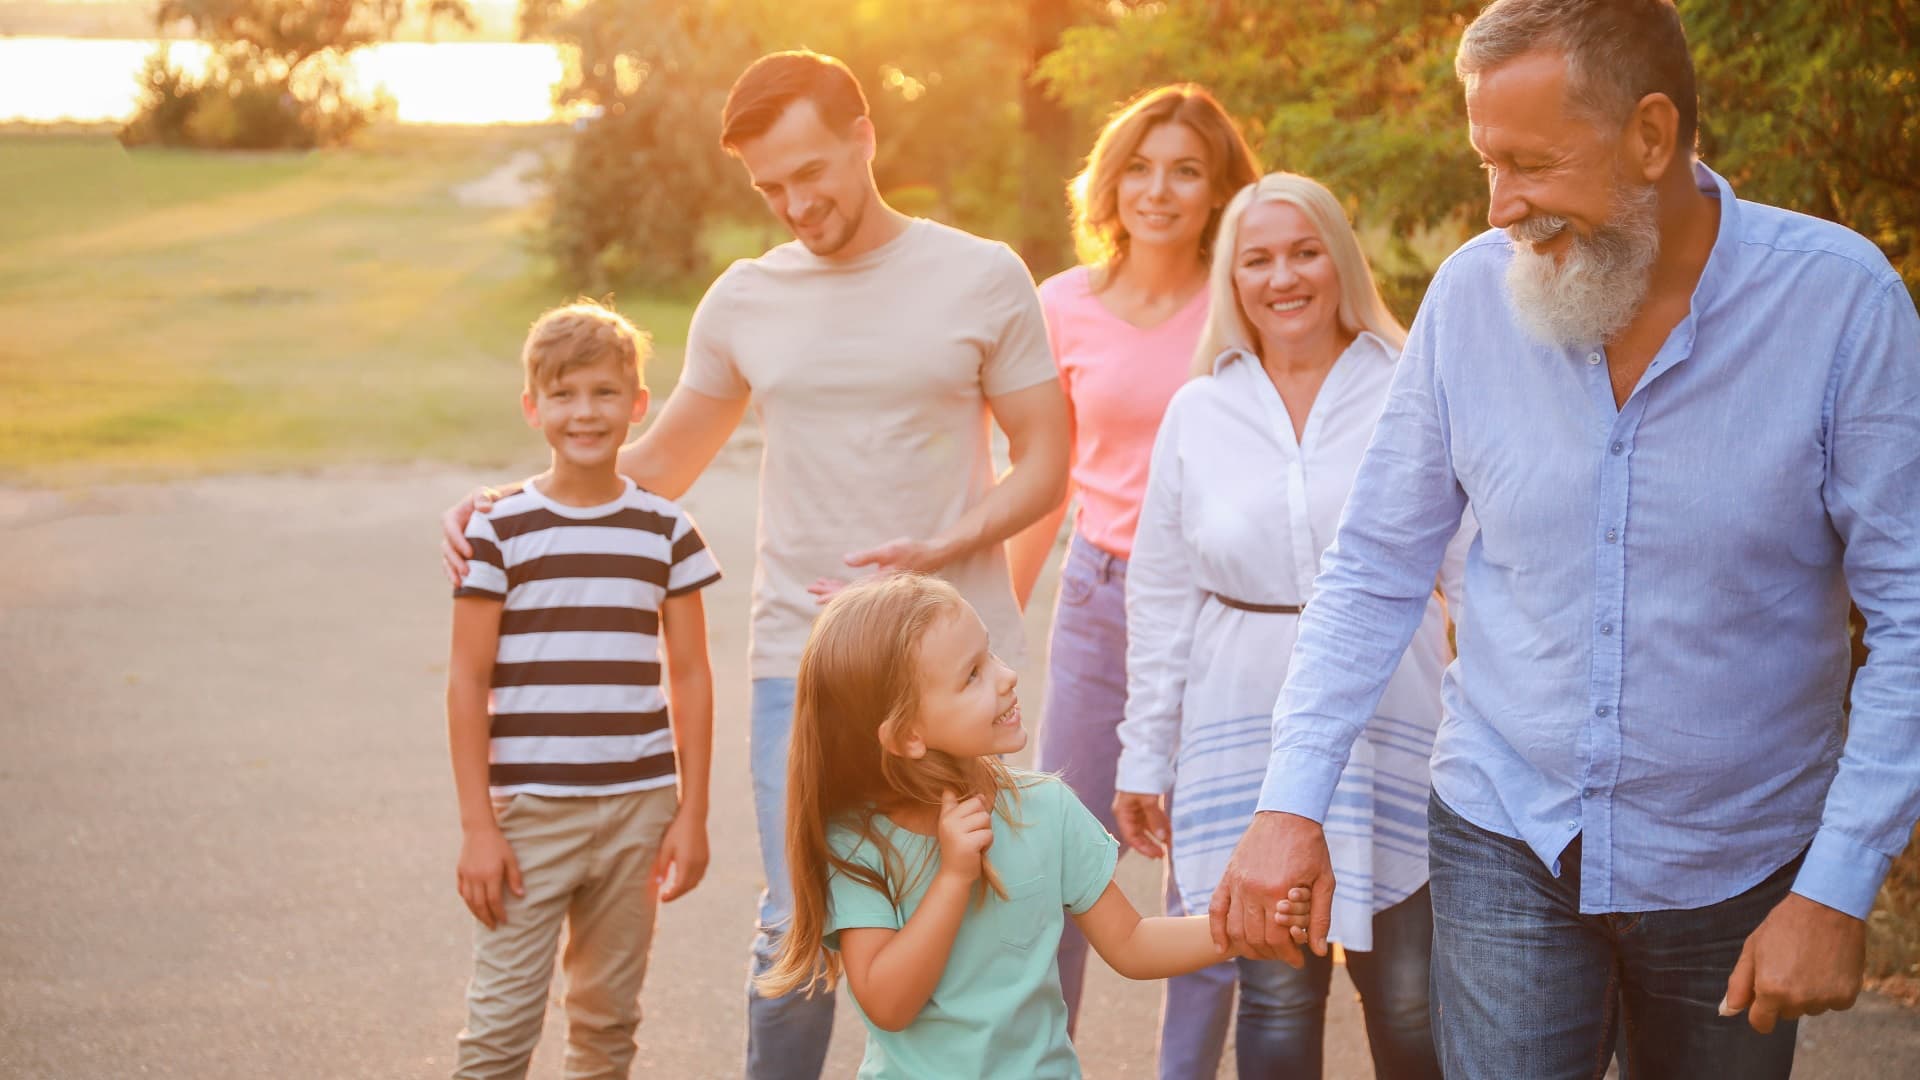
[1203, 1, 1920, 1077]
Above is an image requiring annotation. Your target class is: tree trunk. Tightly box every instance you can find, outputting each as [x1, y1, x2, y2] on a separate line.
[1019, 0, 1074, 277]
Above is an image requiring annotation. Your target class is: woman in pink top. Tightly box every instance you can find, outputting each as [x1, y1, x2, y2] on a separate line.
[1006, 84, 1259, 1078]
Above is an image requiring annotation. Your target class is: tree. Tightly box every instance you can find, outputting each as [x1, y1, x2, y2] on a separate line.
[1687, 1, 1918, 297]
[525, 0, 756, 290]
[120, 0, 474, 149]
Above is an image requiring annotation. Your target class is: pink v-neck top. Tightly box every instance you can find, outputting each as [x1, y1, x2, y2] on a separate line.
[1038, 265, 1209, 560]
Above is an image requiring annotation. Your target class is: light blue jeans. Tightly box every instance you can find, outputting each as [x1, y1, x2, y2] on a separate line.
[1037, 533, 1238, 1079]
[745, 677, 835, 1080]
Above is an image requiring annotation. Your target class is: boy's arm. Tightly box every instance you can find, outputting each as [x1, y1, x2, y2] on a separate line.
[1073, 881, 1306, 980]
[448, 595, 520, 928]
[655, 589, 713, 901]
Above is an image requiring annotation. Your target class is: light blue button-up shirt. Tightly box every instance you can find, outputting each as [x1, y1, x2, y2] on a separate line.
[1259, 163, 1920, 919]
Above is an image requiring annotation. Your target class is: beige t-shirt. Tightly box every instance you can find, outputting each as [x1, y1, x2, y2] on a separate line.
[679, 218, 1058, 679]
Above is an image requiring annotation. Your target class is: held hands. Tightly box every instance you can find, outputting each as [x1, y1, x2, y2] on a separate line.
[935, 790, 995, 884]
[457, 825, 525, 930]
[1720, 892, 1866, 1033]
[440, 487, 497, 585]
[1113, 792, 1173, 859]
[1208, 812, 1335, 968]
[654, 809, 710, 903]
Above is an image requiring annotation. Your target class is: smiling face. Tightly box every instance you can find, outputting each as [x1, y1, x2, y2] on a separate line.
[521, 357, 647, 470]
[899, 602, 1024, 762]
[1116, 121, 1217, 256]
[1231, 199, 1345, 357]
[734, 98, 877, 257]
[1467, 49, 1662, 347]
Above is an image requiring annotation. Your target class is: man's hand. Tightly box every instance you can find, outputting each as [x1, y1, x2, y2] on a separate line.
[456, 825, 524, 930]
[807, 577, 852, 606]
[440, 487, 499, 584]
[1208, 811, 1334, 968]
[655, 809, 709, 902]
[1113, 791, 1172, 859]
[1721, 892, 1866, 1033]
[843, 537, 952, 576]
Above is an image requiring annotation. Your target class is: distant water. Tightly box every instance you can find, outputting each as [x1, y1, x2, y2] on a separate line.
[0, 37, 575, 125]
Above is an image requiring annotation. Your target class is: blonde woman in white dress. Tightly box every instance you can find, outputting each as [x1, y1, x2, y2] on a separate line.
[1114, 173, 1470, 1079]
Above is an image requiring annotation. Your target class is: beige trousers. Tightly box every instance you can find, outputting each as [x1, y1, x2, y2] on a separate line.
[454, 786, 678, 1080]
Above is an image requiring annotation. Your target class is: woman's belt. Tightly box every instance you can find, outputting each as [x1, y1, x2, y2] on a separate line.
[1209, 593, 1305, 615]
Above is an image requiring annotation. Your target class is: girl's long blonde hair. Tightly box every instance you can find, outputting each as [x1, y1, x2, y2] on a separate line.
[1192, 172, 1407, 377]
[755, 574, 1019, 999]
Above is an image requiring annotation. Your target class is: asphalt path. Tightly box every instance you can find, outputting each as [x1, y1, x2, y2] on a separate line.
[2, 440, 1914, 1077]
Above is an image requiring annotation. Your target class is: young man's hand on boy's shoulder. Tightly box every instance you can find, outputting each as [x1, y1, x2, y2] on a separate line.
[654, 807, 709, 902]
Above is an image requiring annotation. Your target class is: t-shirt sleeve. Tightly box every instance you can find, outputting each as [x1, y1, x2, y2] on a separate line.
[981, 245, 1062, 399]
[665, 508, 722, 596]
[454, 512, 507, 600]
[675, 268, 751, 401]
[822, 830, 904, 950]
[1050, 778, 1120, 915]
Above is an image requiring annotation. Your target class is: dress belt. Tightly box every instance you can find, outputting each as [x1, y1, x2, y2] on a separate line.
[1209, 592, 1305, 615]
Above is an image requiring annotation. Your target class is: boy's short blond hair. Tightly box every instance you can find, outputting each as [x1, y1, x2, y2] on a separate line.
[522, 301, 650, 393]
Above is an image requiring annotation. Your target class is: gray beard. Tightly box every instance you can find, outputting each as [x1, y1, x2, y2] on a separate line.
[1504, 182, 1661, 349]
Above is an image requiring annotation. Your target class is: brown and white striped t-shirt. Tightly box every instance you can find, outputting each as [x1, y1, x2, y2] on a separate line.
[455, 477, 720, 797]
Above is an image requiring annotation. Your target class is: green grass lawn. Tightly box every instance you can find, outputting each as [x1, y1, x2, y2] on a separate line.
[0, 124, 696, 483]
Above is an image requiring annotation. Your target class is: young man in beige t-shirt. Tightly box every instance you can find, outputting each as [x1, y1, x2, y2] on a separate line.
[444, 50, 1068, 1080]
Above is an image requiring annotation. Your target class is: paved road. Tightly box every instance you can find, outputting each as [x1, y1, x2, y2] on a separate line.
[2, 451, 1914, 1077]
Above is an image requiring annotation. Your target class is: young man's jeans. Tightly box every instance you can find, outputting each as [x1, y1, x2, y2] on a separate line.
[1233, 886, 1442, 1080]
[1427, 792, 1800, 1080]
[745, 677, 835, 1080]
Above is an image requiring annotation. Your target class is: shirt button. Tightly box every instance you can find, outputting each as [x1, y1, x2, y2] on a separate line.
[1601, 623, 1613, 635]
[1587, 352, 1603, 366]
[1596, 705, 1611, 718]
[1605, 528, 1619, 543]
[1611, 441, 1625, 455]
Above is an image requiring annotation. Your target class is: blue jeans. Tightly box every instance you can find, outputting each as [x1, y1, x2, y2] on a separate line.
[1428, 792, 1799, 1079]
[1234, 886, 1441, 1080]
[745, 677, 835, 1080]
[1035, 534, 1237, 1078]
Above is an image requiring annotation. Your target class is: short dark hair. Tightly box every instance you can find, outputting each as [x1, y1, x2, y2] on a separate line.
[1457, 0, 1698, 151]
[720, 51, 871, 153]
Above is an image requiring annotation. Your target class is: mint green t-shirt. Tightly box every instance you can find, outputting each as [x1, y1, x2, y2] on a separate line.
[823, 772, 1121, 1079]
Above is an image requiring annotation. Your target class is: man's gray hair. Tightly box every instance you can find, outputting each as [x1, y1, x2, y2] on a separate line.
[1456, 0, 1698, 150]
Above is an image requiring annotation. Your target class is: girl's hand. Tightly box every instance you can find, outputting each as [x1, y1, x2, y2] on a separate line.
[1113, 791, 1172, 858]
[935, 790, 994, 883]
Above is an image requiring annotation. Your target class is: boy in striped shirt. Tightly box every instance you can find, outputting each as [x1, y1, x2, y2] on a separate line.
[446, 302, 720, 1078]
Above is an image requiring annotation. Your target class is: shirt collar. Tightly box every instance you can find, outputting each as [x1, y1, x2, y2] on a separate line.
[1208, 330, 1394, 376]
[1690, 160, 1741, 317]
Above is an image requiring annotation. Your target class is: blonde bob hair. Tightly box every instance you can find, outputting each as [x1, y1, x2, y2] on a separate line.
[1068, 83, 1260, 282]
[1192, 173, 1406, 377]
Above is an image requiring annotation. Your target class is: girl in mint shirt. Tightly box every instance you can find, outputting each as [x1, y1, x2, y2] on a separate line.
[757, 573, 1306, 1078]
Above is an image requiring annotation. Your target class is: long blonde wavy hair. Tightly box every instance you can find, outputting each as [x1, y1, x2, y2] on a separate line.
[1192, 172, 1407, 377]
[754, 573, 1020, 999]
